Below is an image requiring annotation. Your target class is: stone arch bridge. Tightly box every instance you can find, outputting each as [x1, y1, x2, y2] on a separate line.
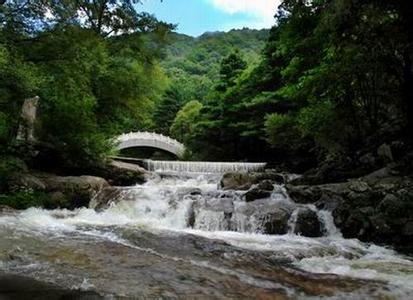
[115, 132, 185, 158]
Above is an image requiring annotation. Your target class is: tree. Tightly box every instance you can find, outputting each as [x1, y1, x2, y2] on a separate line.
[153, 86, 185, 135]
[215, 49, 247, 92]
[170, 100, 203, 144]
[0, 0, 173, 170]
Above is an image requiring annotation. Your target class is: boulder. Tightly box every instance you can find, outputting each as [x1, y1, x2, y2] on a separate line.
[192, 197, 234, 231]
[9, 173, 46, 192]
[234, 199, 293, 234]
[219, 172, 254, 190]
[285, 185, 322, 204]
[293, 208, 323, 237]
[9, 172, 110, 209]
[252, 171, 285, 185]
[219, 171, 285, 190]
[89, 187, 124, 211]
[244, 188, 271, 202]
[0, 205, 17, 215]
[101, 160, 150, 186]
[377, 194, 404, 217]
[377, 143, 394, 162]
[315, 193, 344, 211]
[260, 209, 291, 235]
[349, 181, 370, 193]
[244, 180, 274, 202]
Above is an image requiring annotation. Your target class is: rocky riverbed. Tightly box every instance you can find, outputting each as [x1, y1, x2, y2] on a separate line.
[0, 168, 412, 298]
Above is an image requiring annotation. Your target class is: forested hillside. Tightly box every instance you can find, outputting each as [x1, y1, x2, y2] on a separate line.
[153, 29, 269, 134]
[163, 0, 413, 178]
[0, 0, 174, 186]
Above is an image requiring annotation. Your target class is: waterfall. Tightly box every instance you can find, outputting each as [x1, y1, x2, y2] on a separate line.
[2, 172, 413, 298]
[145, 160, 267, 173]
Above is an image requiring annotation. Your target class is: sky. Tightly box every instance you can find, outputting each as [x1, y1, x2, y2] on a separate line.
[137, 0, 281, 37]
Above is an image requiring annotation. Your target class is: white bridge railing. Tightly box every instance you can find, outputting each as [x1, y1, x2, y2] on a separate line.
[115, 131, 186, 158]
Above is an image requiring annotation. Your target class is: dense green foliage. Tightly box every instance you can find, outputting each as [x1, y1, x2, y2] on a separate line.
[1, 0, 412, 178]
[161, 0, 412, 168]
[152, 29, 269, 135]
[0, 0, 173, 173]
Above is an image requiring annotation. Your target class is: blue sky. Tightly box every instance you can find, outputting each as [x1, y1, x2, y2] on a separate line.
[137, 0, 280, 36]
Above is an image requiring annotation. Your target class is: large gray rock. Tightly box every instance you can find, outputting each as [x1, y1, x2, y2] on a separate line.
[16, 96, 39, 142]
[234, 199, 293, 234]
[220, 171, 284, 191]
[89, 187, 124, 211]
[293, 208, 323, 237]
[244, 180, 274, 202]
[287, 175, 413, 253]
[219, 172, 254, 190]
[103, 160, 151, 186]
[10, 172, 110, 209]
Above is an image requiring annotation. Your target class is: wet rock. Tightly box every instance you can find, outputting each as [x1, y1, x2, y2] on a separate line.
[341, 209, 371, 239]
[377, 194, 400, 215]
[363, 167, 392, 180]
[261, 209, 291, 235]
[101, 160, 150, 186]
[16, 96, 39, 142]
[40, 174, 108, 193]
[219, 172, 254, 190]
[244, 181, 274, 202]
[177, 187, 202, 198]
[9, 173, 46, 191]
[293, 208, 323, 237]
[257, 180, 275, 191]
[315, 193, 344, 211]
[349, 181, 370, 193]
[192, 197, 234, 231]
[220, 171, 285, 190]
[377, 143, 394, 162]
[234, 199, 293, 234]
[186, 201, 196, 228]
[90, 187, 124, 211]
[244, 188, 272, 202]
[0, 205, 17, 215]
[252, 171, 285, 185]
[402, 221, 413, 237]
[285, 185, 322, 204]
[8, 172, 110, 209]
[286, 174, 413, 253]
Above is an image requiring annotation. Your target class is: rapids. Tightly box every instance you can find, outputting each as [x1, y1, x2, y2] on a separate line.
[0, 172, 412, 299]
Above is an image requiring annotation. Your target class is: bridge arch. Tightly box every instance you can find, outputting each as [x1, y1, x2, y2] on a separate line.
[115, 132, 185, 158]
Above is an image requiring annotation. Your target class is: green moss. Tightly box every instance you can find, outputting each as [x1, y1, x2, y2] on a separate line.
[0, 191, 53, 210]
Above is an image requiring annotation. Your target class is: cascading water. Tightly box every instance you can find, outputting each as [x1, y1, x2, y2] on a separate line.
[0, 169, 412, 298]
[145, 159, 267, 173]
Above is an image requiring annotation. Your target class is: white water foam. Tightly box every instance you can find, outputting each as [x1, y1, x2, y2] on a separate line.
[146, 160, 266, 173]
[0, 173, 412, 295]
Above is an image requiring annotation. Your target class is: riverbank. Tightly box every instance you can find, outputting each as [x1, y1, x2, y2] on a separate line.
[0, 171, 412, 298]
[0, 159, 150, 210]
[220, 160, 413, 255]
[2, 154, 412, 256]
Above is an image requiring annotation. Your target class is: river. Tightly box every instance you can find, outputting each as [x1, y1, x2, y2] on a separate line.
[0, 170, 412, 299]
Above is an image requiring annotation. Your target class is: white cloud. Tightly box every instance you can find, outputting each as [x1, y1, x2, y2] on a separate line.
[208, 0, 281, 28]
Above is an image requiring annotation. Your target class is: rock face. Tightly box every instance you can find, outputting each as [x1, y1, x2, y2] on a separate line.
[244, 180, 274, 202]
[233, 198, 293, 234]
[9, 172, 110, 209]
[293, 208, 323, 237]
[220, 172, 254, 190]
[97, 160, 151, 186]
[286, 175, 413, 253]
[220, 171, 285, 190]
[17, 96, 39, 142]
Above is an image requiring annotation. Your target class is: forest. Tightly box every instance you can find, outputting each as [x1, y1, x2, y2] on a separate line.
[1, 0, 413, 189]
[0, 1, 413, 297]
